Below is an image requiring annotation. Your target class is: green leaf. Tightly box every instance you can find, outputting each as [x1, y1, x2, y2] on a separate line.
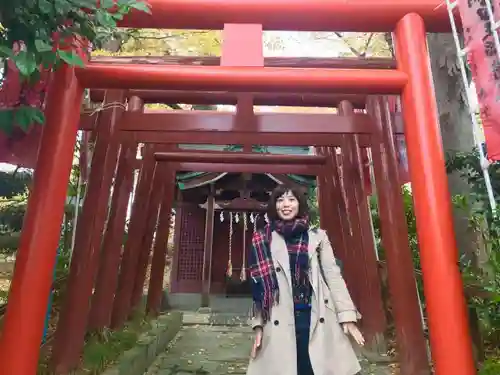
[54, 0, 72, 15]
[13, 51, 38, 77]
[14, 107, 35, 132]
[70, 0, 97, 8]
[95, 10, 117, 27]
[129, 1, 151, 14]
[27, 69, 41, 86]
[0, 110, 15, 135]
[79, 24, 98, 43]
[35, 39, 53, 53]
[32, 109, 46, 125]
[100, 0, 115, 9]
[0, 46, 13, 59]
[112, 12, 125, 21]
[38, 0, 53, 14]
[40, 51, 58, 69]
[57, 50, 85, 67]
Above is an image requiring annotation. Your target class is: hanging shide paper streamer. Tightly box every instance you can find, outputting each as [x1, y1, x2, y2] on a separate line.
[240, 212, 248, 282]
[226, 211, 233, 277]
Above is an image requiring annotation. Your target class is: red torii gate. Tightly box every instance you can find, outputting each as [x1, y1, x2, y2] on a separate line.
[0, 2, 475, 375]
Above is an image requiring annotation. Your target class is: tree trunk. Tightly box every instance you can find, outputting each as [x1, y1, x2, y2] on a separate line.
[427, 33, 478, 259]
[427, 32, 484, 363]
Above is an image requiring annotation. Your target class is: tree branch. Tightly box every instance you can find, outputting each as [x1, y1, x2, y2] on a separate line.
[360, 33, 375, 57]
[334, 32, 363, 56]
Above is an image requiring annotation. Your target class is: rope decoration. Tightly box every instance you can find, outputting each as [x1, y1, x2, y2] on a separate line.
[240, 212, 248, 282]
[226, 211, 233, 277]
[82, 101, 128, 116]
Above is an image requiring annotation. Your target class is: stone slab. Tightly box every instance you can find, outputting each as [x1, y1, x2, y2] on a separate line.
[102, 311, 183, 375]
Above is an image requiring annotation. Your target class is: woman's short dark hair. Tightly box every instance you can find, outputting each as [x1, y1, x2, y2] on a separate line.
[267, 184, 309, 221]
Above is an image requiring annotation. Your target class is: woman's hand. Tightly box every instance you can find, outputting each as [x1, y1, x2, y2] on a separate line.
[342, 322, 365, 346]
[251, 326, 263, 358]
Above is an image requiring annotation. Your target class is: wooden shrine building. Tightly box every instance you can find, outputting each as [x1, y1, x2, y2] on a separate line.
[170, 145, 315, 297]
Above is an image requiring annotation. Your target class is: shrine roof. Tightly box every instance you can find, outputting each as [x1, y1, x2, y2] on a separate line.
[176, 145, 315, 189]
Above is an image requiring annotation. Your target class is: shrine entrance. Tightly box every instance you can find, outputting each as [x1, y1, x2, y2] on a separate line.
[170, 156, 313, 301]
[0, 2, 478, 375]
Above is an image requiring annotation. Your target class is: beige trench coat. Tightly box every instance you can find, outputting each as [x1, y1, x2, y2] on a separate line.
[247, 229, 361, 375]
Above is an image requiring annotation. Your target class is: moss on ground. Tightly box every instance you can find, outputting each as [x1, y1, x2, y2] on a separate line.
[38, 311, 152, 375]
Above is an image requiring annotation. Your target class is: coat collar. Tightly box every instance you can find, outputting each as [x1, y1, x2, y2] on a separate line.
[270, 228, 322, 286]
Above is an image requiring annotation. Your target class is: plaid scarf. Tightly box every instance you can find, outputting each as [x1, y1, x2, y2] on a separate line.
[248, 217, 310, 323]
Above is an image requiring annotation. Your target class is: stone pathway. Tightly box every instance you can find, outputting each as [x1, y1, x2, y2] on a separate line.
[144, 318, 397, 375]
[145, 324, 251, 375]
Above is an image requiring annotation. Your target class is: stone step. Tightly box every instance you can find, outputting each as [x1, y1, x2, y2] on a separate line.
[182, 310, 249, 327]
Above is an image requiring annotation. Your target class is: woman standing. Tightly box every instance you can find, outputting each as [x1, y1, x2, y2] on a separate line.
[246, 185, 365, 375]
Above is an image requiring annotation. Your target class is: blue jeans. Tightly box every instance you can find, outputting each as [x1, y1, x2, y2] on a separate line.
[294, 306, 314, 375]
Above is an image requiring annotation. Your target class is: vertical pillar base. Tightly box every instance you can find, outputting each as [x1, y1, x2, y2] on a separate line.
[0, 65, 83, 375]
[395, 13, 475, 375]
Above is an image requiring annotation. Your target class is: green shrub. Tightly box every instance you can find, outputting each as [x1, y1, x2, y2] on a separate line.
[0, 232, 20, 254]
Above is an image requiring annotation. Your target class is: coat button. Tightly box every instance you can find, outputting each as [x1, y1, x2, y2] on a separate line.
[324, 299, 329, 304]
[274, 320, 279, 326]
[276, 267, 282, 272]
[319, 317, 325, 323]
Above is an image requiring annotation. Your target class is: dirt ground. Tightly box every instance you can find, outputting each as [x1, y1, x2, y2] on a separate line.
[0, 261, 14, 303]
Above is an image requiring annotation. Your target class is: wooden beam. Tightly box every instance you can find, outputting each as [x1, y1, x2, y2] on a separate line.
[216, 197, 268, 211]
[81, 110, 404, 132]
[75, 64, 407, 93]
[122, 130, 371, 147]
[201, 185, 215, 306]
[90, 90, 370, 108]
[90, 55, 397, 69]
[116, 0, 452, 33]
[168, 162, 323, 175]
[121, 111, 376, 133]
[155, 151, 325, 164]
[79, 110, 404, 147]
[154, 151, 326, 175]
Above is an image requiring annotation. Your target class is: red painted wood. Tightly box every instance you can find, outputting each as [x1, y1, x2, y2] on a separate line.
[81, 110, 406, 134]
[221, 24, 263, 66]
[325, 148, 350, 262]
[89, 55, 396, 69]
[146, 165, 175, 315]
[118, 111, 402, 133]
[121, 129, 374, 147]
[111, 145, 156, 328]
[76, 64, 407, 94]
[316, 147, 333, 237]
[339, 101, 387, 351]
[201, 190, 215, 306]
[367, 96, 430, 375]
[90, 100, 143, 328]
[172, 162, 322, 175]
[130, 159, 167, 310]
[155, 151, 326, 165]
[88, 141, 137, 329]
[317, 147, 346, 261]
[92, 90, 371, 108]
[211, 217, 231, 287]
[171, 202, 206, 293]
[395, 15, 475, 375]
[51, 90, 126, 373]
[117, 0, 452, 32]
[0, 65, 84, 375]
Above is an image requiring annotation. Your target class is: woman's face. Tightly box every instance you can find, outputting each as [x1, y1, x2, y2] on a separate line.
[275, 191, 300, 221]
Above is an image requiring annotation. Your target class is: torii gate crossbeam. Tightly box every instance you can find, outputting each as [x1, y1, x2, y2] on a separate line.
[0, 3, 474, 375]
